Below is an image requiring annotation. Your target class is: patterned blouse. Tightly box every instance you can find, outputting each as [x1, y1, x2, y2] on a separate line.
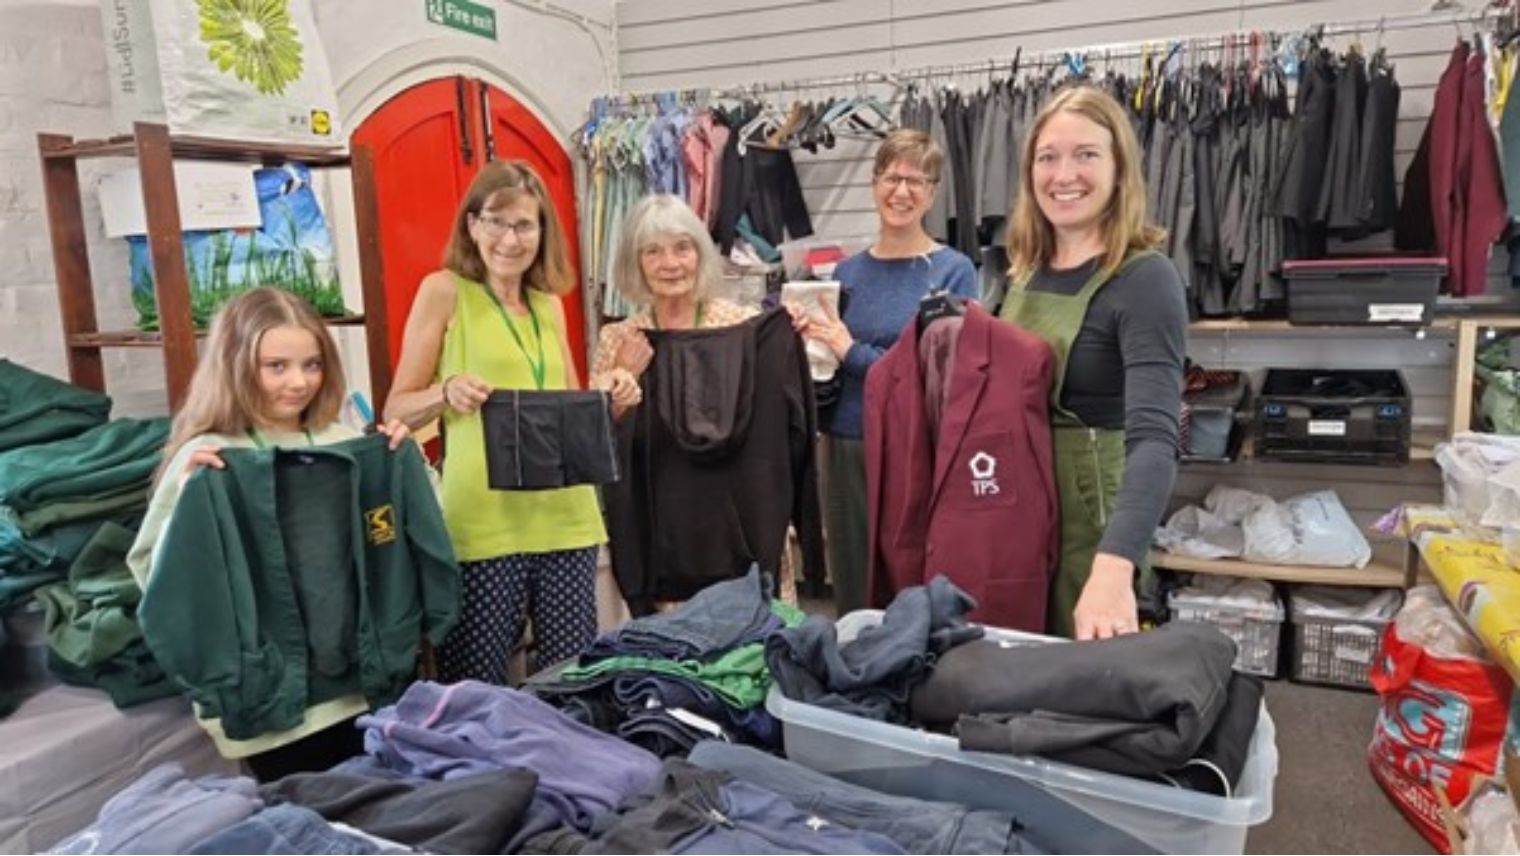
[589, 297, 758, 386]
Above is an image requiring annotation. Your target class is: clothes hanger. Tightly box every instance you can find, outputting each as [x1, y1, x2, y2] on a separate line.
[917, 288, 964, 336]
[736, 101, 785, 155]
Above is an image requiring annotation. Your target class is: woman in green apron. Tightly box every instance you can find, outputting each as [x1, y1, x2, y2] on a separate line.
[385, 162, 606, 684]
[998, 87, 1187, 640]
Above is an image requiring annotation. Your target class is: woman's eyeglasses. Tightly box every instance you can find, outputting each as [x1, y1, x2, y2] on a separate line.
[473, 214, 542, 240]
[875, 173, 935, 193]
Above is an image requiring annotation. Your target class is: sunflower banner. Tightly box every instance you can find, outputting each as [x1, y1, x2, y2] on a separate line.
[98, 0, 342, 146]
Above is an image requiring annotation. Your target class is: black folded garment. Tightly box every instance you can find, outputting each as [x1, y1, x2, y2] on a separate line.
[1156, 672, 1265, 796]
[909, 621, 1237, 777]
[481, 390, 619, 490]
[261, 767, 539, 854]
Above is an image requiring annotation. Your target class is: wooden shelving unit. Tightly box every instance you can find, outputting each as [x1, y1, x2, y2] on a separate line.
[1449, 316, 1520, 435]
[37, 122, 392, 412]
[1180, 429, 1443, 467]
[1174, 320, 1461, 590]
[1150, 550, 1418, 589]
[1189, 317, 1459, 333]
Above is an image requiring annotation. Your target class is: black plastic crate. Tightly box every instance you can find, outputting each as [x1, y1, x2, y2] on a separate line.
[1282, 256, 1446, 326]
[1256, 369, 1411, 464]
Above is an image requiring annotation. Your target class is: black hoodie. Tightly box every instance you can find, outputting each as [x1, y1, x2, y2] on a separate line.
[605, 309, 825, 612]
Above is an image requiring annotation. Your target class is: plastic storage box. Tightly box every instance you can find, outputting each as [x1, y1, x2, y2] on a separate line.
[1182, 372, 1250, 462]
[1282, 256, 1446, 326]
[765, 610, 1278, 855]
[1256, 368, 1411, 465]
[1287, 587, 1401, 689]
[1167, 587, 1285, 677]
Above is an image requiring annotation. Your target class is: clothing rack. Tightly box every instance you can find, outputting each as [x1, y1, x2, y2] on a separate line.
[597, 71, 905, 114]
[904, 6, 1509, 81]
[604, 5, 1510, 108]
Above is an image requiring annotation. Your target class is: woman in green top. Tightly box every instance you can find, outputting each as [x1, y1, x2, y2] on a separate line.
[386, 162, 607, 683]
[998, 87, 1186, 640]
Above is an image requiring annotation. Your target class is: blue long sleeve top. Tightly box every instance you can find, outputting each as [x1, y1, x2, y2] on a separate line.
[825, 245, 978, 439]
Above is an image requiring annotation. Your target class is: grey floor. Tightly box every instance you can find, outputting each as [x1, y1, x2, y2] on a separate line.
[1247, 680, 1434, 854]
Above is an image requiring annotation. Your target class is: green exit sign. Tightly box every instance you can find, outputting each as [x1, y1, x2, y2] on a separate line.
[426, 0, 497, 40]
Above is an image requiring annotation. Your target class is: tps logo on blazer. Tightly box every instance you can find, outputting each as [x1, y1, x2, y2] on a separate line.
[969, 451, 1000, 497]
[366, 504, 397, 545]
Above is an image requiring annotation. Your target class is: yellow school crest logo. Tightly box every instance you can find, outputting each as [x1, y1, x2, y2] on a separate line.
[365, 504, 396, 545]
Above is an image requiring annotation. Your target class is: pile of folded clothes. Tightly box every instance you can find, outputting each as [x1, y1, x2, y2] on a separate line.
[0, 362, 118, 613]
[768, 575, 1264, 797]
[47, 757, 544, 855]
[527, 565, 802, 756]
[48, 678, 1053, 855]
[0, 361, 173, 712]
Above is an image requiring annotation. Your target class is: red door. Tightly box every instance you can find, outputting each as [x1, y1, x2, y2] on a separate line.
[353, 77, 588, 390]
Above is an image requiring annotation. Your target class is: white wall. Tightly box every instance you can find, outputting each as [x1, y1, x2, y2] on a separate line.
[0, 0, 151, 412]
[0, 0, 615, 417]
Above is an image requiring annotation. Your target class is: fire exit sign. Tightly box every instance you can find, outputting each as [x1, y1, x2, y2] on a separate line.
[426, 0, 497, 40]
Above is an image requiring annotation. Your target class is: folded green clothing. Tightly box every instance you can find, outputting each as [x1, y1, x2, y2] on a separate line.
[0, 418, 168, 514]
[0, 568, 64, 611]
[1, 515, 114, 576]
[0, 360, 112, 454]
[34, 520, 175, 709]
[17, 486, 148, 537]
[561, 642, 773, 709]
[771, 598, 806, 628]
[47, 643, 177, 709]
[36, 522, 144, 668]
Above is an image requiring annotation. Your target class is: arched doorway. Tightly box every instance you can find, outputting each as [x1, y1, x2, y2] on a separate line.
[353, 77, 587, 383]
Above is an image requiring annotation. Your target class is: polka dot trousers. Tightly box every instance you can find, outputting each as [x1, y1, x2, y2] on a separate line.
[437, 546, 598, 685]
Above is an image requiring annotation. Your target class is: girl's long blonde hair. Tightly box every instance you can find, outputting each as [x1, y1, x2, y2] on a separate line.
[157, 287, 346, 482]
[1005, 86, 1166, 284]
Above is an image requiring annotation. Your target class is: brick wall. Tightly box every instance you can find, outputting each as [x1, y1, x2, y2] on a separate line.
[0, 0, 615, 418]
[0, 0, 162, 416]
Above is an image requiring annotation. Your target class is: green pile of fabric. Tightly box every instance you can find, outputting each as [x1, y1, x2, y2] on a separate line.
[1476, 336, 1520, 435]
[0, 362, 173, 713]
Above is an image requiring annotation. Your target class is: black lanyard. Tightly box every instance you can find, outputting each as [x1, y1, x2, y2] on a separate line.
[482, 284, 547, 390]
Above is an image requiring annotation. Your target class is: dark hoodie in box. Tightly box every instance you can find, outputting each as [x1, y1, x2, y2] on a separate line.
[605, 309, 825, 611]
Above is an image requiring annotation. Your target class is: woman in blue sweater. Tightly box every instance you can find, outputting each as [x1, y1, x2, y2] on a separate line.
[794, 128, 977, 614]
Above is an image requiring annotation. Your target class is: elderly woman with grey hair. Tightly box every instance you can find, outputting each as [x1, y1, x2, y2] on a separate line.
[591, 194, 801, 606]
[590, 194, 757, 420]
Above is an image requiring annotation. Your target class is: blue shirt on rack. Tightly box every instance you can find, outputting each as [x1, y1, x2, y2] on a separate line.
[826, 245, 978, 439]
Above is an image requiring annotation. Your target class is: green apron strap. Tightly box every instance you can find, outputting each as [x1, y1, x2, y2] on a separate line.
[997, 248, 1161, 636]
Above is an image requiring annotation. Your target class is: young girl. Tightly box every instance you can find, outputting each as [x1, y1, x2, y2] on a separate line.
[127, 286, 411, 780]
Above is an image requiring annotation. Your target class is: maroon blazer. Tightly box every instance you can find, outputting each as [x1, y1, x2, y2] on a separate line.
[863, 302, 1057, 632]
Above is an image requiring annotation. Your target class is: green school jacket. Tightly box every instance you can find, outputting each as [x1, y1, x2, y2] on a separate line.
[139, 433, 460, 741]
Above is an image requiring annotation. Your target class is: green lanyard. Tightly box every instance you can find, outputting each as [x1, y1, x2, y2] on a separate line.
[483, 284, 547, 391]
[246, 427, 314, 449]
[650, 300, 704, 331]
